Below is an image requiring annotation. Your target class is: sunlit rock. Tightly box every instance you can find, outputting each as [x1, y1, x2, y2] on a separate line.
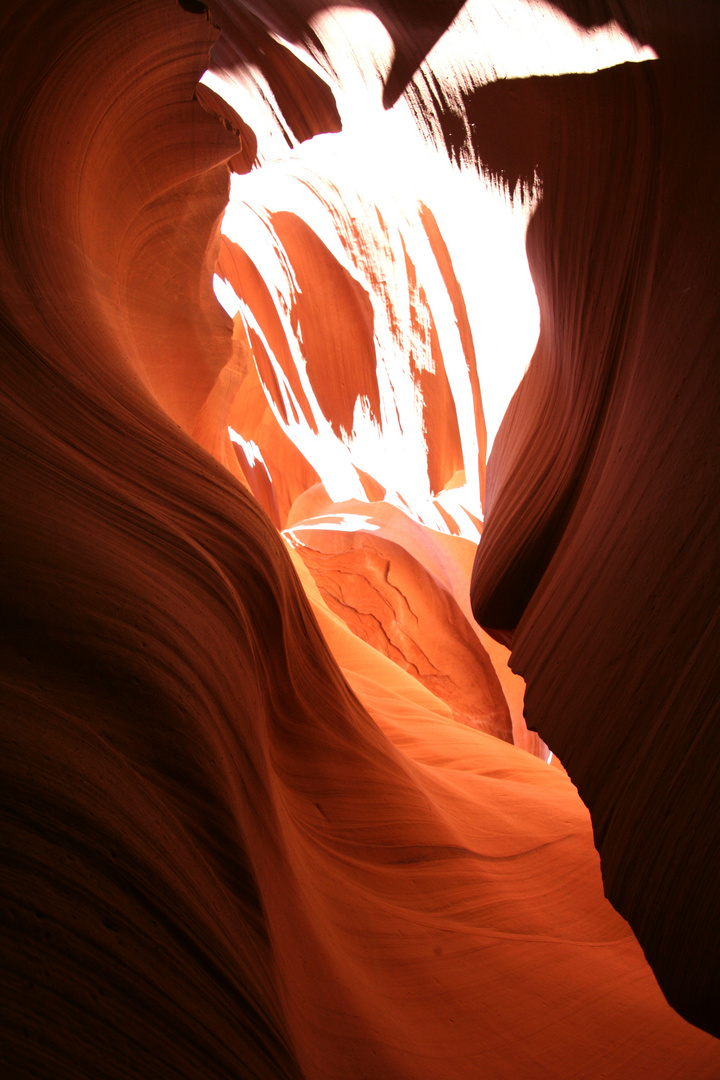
[1, 1, 719, 1077]
[286, 501, 512, 740]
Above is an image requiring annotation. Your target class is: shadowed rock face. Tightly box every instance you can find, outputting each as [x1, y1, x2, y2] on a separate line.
[1, 3, 719, 1079]
[467, 2, 720, 1037]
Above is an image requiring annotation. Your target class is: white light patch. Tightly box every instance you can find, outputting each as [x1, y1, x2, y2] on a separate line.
[206, 1, 657, 538]
[228, 426, 265, 466]
[201, 64, 297, 164]
[213, 273, 240, 319]
[285, 514, 381, 538]
[422, 1, 657, 90]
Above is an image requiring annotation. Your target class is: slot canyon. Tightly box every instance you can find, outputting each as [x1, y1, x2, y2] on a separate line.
[1, 0, 719, 1076]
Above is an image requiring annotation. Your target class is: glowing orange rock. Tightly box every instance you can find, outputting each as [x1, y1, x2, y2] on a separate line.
[287, 506, 512, 740]
[1, 2, 719, 1078]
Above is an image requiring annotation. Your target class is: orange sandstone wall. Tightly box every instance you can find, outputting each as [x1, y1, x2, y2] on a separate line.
[1, 1, 719, 1077]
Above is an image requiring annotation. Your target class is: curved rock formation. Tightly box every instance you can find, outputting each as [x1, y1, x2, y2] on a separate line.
[211, 163, 489, 536]
[2, 1, 719, 1078]
[286, 499, 513, 740]
[469, 0, 720, 1039]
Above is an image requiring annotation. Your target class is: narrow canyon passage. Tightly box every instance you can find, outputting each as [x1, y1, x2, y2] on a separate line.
[1, 1, 719, 1078]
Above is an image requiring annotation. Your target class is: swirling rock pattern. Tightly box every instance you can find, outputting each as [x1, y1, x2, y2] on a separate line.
[469, 0, 720, 1038]
[1, 2, 719, 1079]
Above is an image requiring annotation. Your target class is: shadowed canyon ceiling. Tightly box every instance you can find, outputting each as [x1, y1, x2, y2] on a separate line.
[1, 0, 719, 1076]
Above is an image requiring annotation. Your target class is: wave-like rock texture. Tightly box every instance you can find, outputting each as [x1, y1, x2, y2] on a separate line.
[2, 2, 720, 1078]
[468, 0, 720, 1038]
[286, 498, 512, 740]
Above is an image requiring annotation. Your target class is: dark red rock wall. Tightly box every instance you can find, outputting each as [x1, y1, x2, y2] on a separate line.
[469, 0, 720, 1038]
[0, 4, 297, 1073]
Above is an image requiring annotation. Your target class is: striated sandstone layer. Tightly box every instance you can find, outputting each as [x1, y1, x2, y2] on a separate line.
[469, 0, 720, 1038]
[1, 1, 719, 1078]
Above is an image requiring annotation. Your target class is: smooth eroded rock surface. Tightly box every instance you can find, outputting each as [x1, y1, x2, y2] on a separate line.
[469, 0, 720, 1038]
[2, 0, 719, 1076]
